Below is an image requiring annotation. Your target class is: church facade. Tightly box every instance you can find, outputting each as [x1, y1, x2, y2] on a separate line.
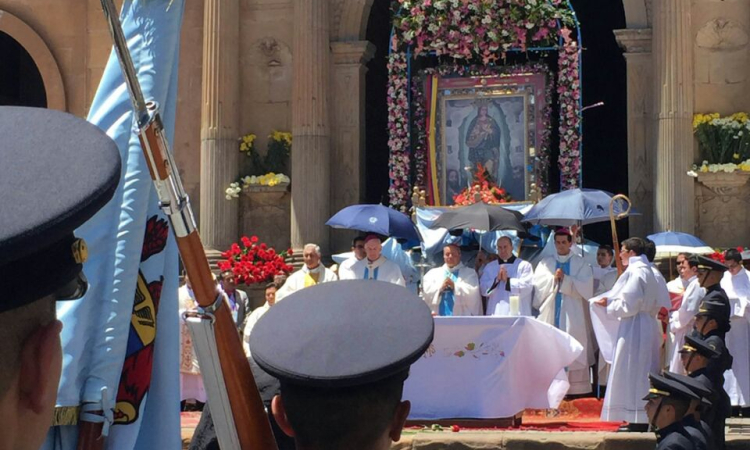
[1, 0, 748, 255]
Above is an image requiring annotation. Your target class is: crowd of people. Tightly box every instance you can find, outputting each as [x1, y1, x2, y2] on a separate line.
[177, 228, 750, 449]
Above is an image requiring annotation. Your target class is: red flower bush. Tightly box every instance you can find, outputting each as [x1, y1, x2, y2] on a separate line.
[217, 236, 294, 285]
[707, 251, 726, 264]
[452, 163, 513, 206]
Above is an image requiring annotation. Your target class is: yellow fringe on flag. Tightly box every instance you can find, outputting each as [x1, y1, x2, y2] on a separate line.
[53, 406, 80, 426]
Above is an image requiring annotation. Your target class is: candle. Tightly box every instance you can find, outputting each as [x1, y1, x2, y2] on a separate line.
[509, 295, 520, 316]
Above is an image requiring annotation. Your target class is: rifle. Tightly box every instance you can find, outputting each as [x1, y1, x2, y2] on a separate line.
[82, 1, 278, 449]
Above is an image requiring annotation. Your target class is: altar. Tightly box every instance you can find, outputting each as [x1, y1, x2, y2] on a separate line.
[403, 316, 583, 420]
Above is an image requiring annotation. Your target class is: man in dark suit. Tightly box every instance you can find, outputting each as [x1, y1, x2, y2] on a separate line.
[219, 270, 250, 332]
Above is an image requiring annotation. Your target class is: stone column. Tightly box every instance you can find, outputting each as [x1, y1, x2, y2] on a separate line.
[291, 0, 331, 253]
[329, 40, 375, 253]
[614, 29, 653, 239]
[652, 0, 695, 233]
[199, 0, 240, 255]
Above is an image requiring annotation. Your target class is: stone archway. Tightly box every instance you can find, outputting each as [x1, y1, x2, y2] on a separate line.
[0, 10, 66, 110]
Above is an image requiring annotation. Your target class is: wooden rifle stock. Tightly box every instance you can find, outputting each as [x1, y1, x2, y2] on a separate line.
[609, 194, 632, 278]
[138, 101, 278, 450]
[87, 1, 279, 448]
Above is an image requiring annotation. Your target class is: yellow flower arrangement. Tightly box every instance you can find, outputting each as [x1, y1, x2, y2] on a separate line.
[270, 130, 293, 146]
[692, 112, 719, 129]
[227, 130, 292, 199]
[239, 133, 257, 154]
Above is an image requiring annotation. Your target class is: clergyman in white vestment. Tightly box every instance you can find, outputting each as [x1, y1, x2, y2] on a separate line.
[276, 243, 338, 301]
[480, 236, 534, 316]
[242, 283, 277, 355]
[337, 235, 366, 276]
[721, 249, 750, 407]
[339, 234, 405, 286]
[667, 274, 704, 374]
[422, 244, 482, 316]
[591, 237, 663, 425]
[593, 245, 616, 294]
[666, 252, 693, 295]
[533, 229, 594, 395]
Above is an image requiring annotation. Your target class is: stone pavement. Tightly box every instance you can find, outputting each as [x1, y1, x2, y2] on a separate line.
[180, 414, 750, 449]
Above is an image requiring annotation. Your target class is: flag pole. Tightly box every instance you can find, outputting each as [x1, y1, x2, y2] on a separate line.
[91, 1, 278, 449]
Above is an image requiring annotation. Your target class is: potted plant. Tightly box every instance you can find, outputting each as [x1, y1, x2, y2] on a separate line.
[226, 131, 292, 200]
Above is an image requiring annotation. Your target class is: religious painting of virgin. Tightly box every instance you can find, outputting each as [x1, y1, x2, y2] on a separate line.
[441, 95, 528, 205]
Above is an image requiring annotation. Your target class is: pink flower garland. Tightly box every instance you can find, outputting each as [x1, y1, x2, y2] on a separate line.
[387, 0, 581, 209]
[411, 78, 428, 190]
[387, 51, 411, 211]
[395, 0, 575, 60]
[557, 40, 581, 189]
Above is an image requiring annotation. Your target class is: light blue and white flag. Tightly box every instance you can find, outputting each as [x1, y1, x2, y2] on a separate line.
[43, 1, 185, 449]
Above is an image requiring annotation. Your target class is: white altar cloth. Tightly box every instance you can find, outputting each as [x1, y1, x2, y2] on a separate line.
[404, 316, 583, 419]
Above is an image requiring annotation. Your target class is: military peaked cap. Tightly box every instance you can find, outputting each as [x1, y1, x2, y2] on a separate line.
[0, 107, 121, 312]
[250, 280, 434, 389]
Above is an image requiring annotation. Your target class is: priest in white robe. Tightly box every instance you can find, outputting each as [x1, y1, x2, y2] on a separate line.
[591, 237, 663, 427]
[276, 243, 338, 301]
[644, 239, 673, 313]
[593, 245, 616, 294]
[667, 275, 704, 374]
[480, 236, 534, 316]
[337, 235, 366, 276]
[422, 244, 482, 316]
[533, 229, 594, 395]
[721, 249, 750, 408]
[666, 252, 695, 300]
[242, 283, 278, 355]
[339, 234, 405, 286]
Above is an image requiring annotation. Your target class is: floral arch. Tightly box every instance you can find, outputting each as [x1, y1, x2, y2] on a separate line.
[386, 0, 582, 210]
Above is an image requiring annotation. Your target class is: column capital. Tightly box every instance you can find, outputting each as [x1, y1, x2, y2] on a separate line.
[614, 28, 652, 54]
[331, 40, 376, 66]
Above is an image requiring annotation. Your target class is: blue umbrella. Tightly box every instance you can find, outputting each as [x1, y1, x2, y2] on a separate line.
[326, 204, 421, 242]
[646, 231, 714, 256]
[522, 188, 637, 226]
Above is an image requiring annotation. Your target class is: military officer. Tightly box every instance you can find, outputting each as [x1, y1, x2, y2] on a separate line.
[663, 371, 715, 450]
[249, 280, 434, 450]
[680, 332, 726, 449]
[0, 106, 121, 450]
[644, 373, 700, 450]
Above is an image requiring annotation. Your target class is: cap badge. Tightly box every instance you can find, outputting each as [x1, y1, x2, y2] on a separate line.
[72, 238, 88, 264]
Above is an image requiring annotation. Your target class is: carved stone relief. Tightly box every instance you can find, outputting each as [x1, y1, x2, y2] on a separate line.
[244, 36, 293, 104]
[695, 19, 749, 85]
[694, 173, 750, 247]
[696, 19, 749, 51]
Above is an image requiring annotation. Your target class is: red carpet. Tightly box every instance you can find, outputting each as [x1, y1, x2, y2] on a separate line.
[181, 399, 623, 436]
[521, 398, 621, 431]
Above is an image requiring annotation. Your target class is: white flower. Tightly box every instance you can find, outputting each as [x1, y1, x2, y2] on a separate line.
[404, 30, 415, 41]
[434, 0, 446, 10]
[482, 15, 492, 24]
[488, 31, 497, 40]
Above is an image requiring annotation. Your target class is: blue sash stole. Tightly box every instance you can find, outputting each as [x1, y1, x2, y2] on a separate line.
[439, 267, 460, 316]
[554, 260, 571, 329]
[363, 266, 380, 280]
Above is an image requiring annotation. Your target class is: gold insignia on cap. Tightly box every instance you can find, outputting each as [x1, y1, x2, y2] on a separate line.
[71, 238, 88, 264]
[682, 344, 697, 352]
[649, 388, 670, 397]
